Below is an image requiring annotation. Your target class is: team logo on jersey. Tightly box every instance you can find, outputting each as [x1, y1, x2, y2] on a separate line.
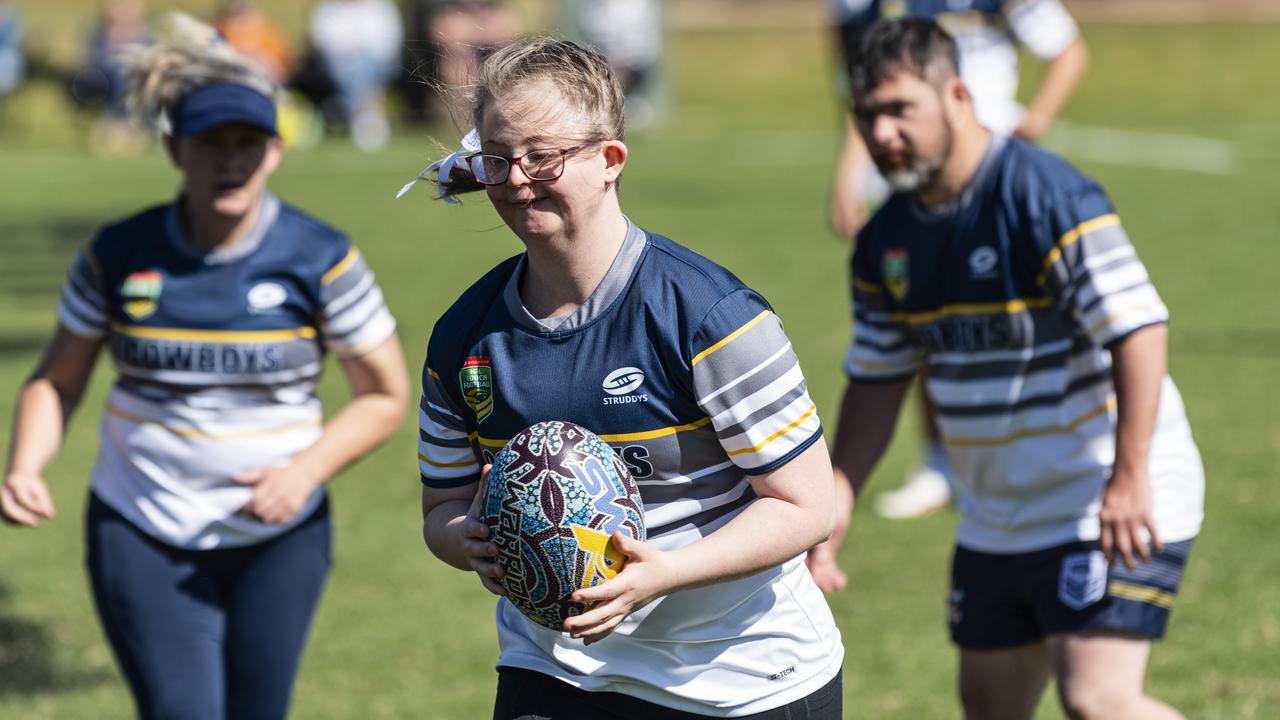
[247, 282, 288, 312]
[969, 246, 999, 279]
[1058, 550, 1108, 610]
[459, 356, 494, 423]
[882, 248, 909, 301]
[120, 270, 163, 320]
[602, 367, 645, 395]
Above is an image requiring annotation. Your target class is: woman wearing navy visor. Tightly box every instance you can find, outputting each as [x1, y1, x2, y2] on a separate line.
[0, 15, 408, 719]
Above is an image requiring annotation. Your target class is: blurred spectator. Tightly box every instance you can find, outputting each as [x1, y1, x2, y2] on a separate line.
[560, 0, 664, 130]
[70, 0, 151, 155]
[0, 0, 23, 103]
[428, 0, 520, 90]
[309, 0, 403, 151]
[214, 0, 294, 85]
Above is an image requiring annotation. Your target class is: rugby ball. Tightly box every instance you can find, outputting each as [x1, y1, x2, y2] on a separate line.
[481, 420, 646, 630]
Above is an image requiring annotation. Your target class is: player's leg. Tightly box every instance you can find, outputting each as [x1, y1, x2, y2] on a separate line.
[223, 498, 332, 720]
[85, 494, 226, 720]
[959, 644, 1052, 720]
[1048, 632, 1183, 720]
[1042, 540, 1194, 720]
[950, 545, 1052, 720]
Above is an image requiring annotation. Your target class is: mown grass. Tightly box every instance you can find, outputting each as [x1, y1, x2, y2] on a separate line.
[0, 18, 1277, 720]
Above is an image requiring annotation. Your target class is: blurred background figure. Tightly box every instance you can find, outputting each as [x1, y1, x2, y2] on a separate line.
[69, 0, 151, 155]
[0, 0, 23, 108]
[214, 0, 294, 85]
[827, 0, 1088, 520]
[428, 0, 520, 90]
[308, 0, 403, 151]
[560, 0, 665, 130]
[412, 0, 520, 125]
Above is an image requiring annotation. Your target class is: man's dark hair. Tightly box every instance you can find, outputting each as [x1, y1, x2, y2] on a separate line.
[848, 18, 960, 98]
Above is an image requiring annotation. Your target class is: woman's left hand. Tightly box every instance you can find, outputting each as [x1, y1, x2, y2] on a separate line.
[235, 464, 324, 524]
[564, 532, 676, 645]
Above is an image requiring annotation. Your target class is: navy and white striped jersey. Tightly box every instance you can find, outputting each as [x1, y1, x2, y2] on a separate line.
[831, 0, 1079, 133]
[419, 222, 842, 716]
[846, 137, 1203, 553]
[58, 195, 396, 549]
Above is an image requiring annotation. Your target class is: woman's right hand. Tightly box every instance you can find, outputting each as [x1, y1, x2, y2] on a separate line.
[460, 465, 505, 596]
[1, 472, 57, 527]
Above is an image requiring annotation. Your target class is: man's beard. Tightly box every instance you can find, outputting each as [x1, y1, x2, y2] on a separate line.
[878, 120, 954, 193]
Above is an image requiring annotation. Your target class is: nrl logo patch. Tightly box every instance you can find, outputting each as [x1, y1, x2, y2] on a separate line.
[459, 356, 494, 423]
[120, 270, 163, 320]
[1058, 550, 1108, 611]
[882, 248, 909, 301]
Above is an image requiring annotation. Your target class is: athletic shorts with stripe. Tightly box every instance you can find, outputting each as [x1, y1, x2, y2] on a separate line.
[948, 539, 1194, 649]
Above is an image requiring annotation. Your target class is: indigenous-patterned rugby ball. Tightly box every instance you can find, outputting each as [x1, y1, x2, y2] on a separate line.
[481, 421, 646, 630]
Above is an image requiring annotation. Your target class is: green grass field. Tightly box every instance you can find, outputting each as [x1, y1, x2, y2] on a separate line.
[1, 19, 1278, 720]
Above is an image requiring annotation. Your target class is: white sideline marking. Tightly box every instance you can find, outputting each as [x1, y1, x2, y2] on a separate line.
[1044, 120, 1237, 175]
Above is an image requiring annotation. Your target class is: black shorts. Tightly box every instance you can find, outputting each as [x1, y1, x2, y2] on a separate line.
[494, 666, 842, 720]
[948, 539, 1193, 649]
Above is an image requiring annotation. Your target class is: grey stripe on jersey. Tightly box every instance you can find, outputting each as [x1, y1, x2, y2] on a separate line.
[932, 369, 1110, 418]
[647, 484, 758, 539]
[319, 250, 396, 357]
[57, 249, 110, 338]
[1041, 218, 1169, 346]
[418, 376, 480, 484]
[692, 307, 822, 473]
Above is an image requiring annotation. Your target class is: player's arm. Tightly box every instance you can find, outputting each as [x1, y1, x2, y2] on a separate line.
[2, 326, 105, 526]
[1015, 36, 1088, 140]
[830, 114, 876, 238]
[421, 477, 505, 595]
[237, 335, 409, 524]
[566, 439, 836, 644]
[806, 376, 912, 592]
[1101, 323, 1168, 569]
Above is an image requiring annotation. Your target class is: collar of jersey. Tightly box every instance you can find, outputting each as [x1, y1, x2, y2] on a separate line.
[163, 193, 281, 265]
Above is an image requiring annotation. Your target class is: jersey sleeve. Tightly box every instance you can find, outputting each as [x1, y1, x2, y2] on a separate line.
[317, 246, 397, 357]
[56, 244, 110, 339]
[1033, 188, 1168, 347]
[844, 239, 925, 382]
[690, 290, 823, 476]
[1005, 0, 1080, 60]
[418, 362, 482, 487]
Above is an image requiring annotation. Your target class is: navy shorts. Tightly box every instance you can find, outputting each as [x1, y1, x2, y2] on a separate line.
[494, 666, 842, 720]
[948, 539, 1193, 649]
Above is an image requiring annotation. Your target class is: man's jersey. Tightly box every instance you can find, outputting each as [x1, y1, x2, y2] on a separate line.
[58, 195, 396, 549]
[845, 137, 1204, 553]
[419, 222, 843, 716]
[830, 0, 1079, 134]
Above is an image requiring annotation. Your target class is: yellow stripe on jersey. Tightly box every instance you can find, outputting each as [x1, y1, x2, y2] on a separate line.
[889, 297, 1054, 325]
[1035, 214, 1121, 286]
[600, 417, 713, 442]
[321, 248, 361, 285]
[418, 452, 478, 469]
[852, 277, 884, 294]
[691, 310, 771, 367]
[725, 404, 817, 457]
[427, 367, 442, 381]
[1085, 301, 1168, 340]
[84, 244, 102, 276]
[1109, 580, 1176, 609]
[467, 417, 714, 448]
[942, 398, 1116, 448]
[111, 323, 317, 343]
[106, 404, 321, 440]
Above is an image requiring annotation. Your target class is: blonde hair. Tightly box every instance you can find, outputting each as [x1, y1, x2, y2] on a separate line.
[119, 12, 275, 133]
[438, 38, 625, 198]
